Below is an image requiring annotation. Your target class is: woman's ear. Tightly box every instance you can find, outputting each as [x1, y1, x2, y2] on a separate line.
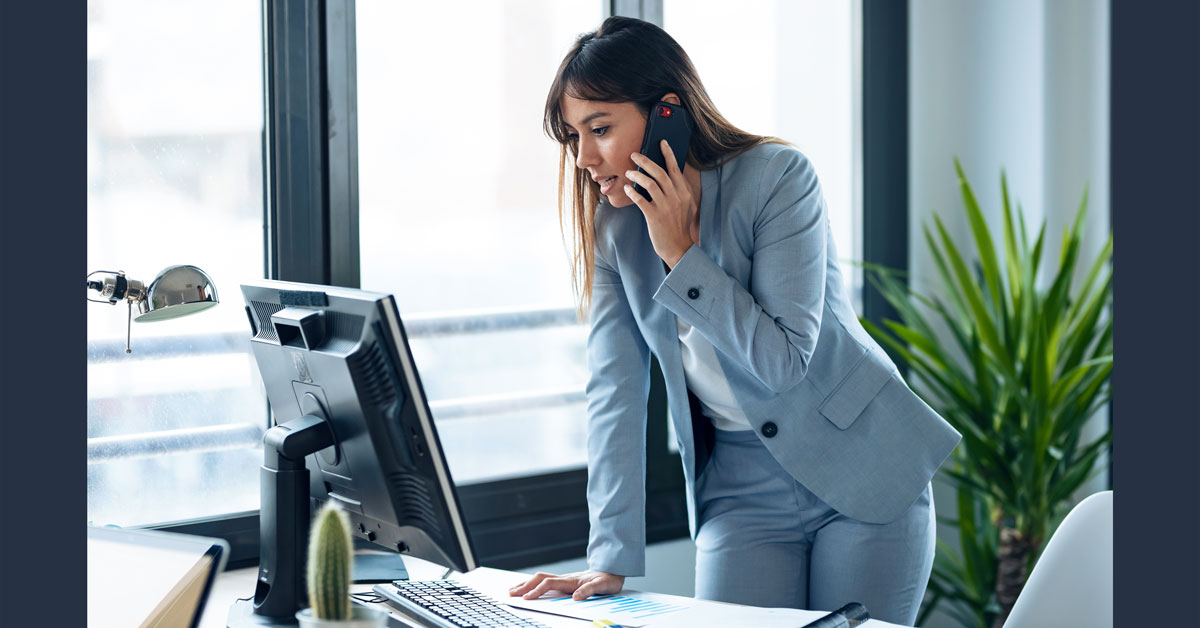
[661, 92, 682, 106]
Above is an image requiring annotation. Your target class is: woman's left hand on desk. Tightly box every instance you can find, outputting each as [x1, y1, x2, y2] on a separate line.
[508, 569, 625, 601]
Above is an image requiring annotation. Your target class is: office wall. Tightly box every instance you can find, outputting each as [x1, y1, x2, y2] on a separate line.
[911, 0, 1110, 626]
[911, 0, 1110, 292]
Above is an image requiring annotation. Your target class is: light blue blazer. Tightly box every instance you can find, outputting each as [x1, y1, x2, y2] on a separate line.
[584, 142, 962, 576]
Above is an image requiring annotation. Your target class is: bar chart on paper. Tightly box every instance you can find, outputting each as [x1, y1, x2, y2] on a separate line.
[558, 593, 690, 622]
[505, 591, 690, 626]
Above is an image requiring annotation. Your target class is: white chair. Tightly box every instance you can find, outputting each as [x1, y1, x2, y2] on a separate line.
[1003, 490, 1113, 628]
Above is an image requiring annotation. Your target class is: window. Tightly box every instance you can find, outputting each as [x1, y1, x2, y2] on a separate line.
[664, 0, 863, 311]
[355, 0, 604, 484]
[86, 0, 267, 526]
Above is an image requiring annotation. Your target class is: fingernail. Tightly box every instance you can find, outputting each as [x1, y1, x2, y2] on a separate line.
[625, 170, 634, 177]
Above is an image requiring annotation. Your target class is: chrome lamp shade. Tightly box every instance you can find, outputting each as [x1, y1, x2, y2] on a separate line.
[87, 264, 220, 354]
[134, 265, 220, 322]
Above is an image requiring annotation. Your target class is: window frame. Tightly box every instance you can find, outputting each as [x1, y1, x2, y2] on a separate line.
[149, 0, 907, 572]
[861, 0, 910, 340]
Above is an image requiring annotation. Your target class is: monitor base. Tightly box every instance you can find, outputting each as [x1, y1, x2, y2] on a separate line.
[227, 598, 296, 627]
[353, 552, 409, 583]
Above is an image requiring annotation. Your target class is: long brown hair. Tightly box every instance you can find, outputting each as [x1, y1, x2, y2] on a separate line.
[544, 16, 787, 317]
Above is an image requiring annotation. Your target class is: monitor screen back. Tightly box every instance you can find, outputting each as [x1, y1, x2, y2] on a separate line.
[242, 280, 476, 573]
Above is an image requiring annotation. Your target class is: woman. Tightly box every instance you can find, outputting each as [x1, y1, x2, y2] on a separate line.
[509, 16, 960, 625]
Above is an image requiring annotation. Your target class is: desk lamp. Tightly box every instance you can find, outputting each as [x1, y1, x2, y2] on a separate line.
[87, 265, 220, 353]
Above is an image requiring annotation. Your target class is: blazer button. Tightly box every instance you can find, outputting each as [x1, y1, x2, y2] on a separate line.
[687, 287, 700, 300]
[761, 421, 778, 438]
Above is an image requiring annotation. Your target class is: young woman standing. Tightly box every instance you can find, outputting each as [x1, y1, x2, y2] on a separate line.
[510, 17, 960, 626]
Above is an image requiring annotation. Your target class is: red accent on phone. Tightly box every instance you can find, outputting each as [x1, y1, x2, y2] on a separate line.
[634, 101, 693, 203]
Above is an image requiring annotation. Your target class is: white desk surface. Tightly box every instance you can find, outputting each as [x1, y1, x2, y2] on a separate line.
[200, 555, 910, 628]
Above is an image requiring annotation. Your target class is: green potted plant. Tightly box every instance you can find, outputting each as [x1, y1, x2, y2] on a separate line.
[296, 504, 386, 627]
[860, 160, 1112, 628]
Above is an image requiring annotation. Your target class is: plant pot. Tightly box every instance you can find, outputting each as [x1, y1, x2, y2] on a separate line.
[295, 605, 387, 628]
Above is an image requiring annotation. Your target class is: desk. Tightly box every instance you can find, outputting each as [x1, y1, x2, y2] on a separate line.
[199, 558, 590, 628]
[199, 556, 911, 628]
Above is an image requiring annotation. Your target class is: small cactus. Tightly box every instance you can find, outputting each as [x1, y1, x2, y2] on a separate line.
[306, 503, 353, 620]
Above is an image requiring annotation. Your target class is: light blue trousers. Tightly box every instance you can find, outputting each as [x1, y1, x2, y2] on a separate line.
[693, 428, 935, 626]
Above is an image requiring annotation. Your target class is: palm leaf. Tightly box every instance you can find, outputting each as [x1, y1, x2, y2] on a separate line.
[924, 224, 973, 324]
[955, 158, 1010, 333]
[934, 215, 1013, 371]
[1000, 171, 1023, 309]
[1064, 233, 1112, 327]
[1060, 272, 1112, 373]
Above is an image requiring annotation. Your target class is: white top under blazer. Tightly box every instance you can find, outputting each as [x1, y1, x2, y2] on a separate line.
[675, 317, 752, 431]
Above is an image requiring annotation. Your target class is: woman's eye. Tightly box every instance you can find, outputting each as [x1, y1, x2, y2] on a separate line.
[591, 126, 609, 137]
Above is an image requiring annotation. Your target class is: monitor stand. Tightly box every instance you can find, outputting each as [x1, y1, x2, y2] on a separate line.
[227, 413, 333, 627]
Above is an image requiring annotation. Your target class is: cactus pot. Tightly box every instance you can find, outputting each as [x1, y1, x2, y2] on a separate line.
[295, 605, 387, 627]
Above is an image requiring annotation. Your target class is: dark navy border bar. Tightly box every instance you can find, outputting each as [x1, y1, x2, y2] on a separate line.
[1111, 0, 1200, 625]
[0, 3, 87, 627]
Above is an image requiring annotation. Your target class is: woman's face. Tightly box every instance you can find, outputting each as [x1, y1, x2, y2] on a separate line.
[560, 95, 647, 209]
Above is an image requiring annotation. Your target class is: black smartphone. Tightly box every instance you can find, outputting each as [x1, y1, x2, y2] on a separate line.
[633, 101, 693, 203]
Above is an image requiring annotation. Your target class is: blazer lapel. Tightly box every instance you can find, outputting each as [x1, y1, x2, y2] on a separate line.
[698, 165, 722, 268]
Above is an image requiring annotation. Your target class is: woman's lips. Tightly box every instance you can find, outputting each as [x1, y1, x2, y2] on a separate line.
[598, 175, 618, 195]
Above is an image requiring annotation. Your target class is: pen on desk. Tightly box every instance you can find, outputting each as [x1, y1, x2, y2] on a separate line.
[800, 602, 870, 628]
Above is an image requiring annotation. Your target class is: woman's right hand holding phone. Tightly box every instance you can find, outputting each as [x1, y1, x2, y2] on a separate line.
[508, 569, 625, 601]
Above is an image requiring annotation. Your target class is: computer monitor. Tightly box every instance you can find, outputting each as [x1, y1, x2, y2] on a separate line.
[229, 279, 477, 627]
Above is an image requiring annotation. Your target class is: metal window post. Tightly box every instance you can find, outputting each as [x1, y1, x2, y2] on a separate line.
[264, 0, 359, 288]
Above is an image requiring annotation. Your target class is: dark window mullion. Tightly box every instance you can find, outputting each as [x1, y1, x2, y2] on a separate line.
[861, 0, 909, 347]
[325, 0, 360, 289]
[611, 0, 662, 25]
[267, 0, 329, 284]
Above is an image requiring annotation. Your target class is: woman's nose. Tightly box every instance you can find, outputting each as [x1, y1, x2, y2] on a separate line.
[575, 138, 598, 170]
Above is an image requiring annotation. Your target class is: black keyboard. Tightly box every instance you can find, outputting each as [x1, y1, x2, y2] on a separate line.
[373, 580, 550, 628]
